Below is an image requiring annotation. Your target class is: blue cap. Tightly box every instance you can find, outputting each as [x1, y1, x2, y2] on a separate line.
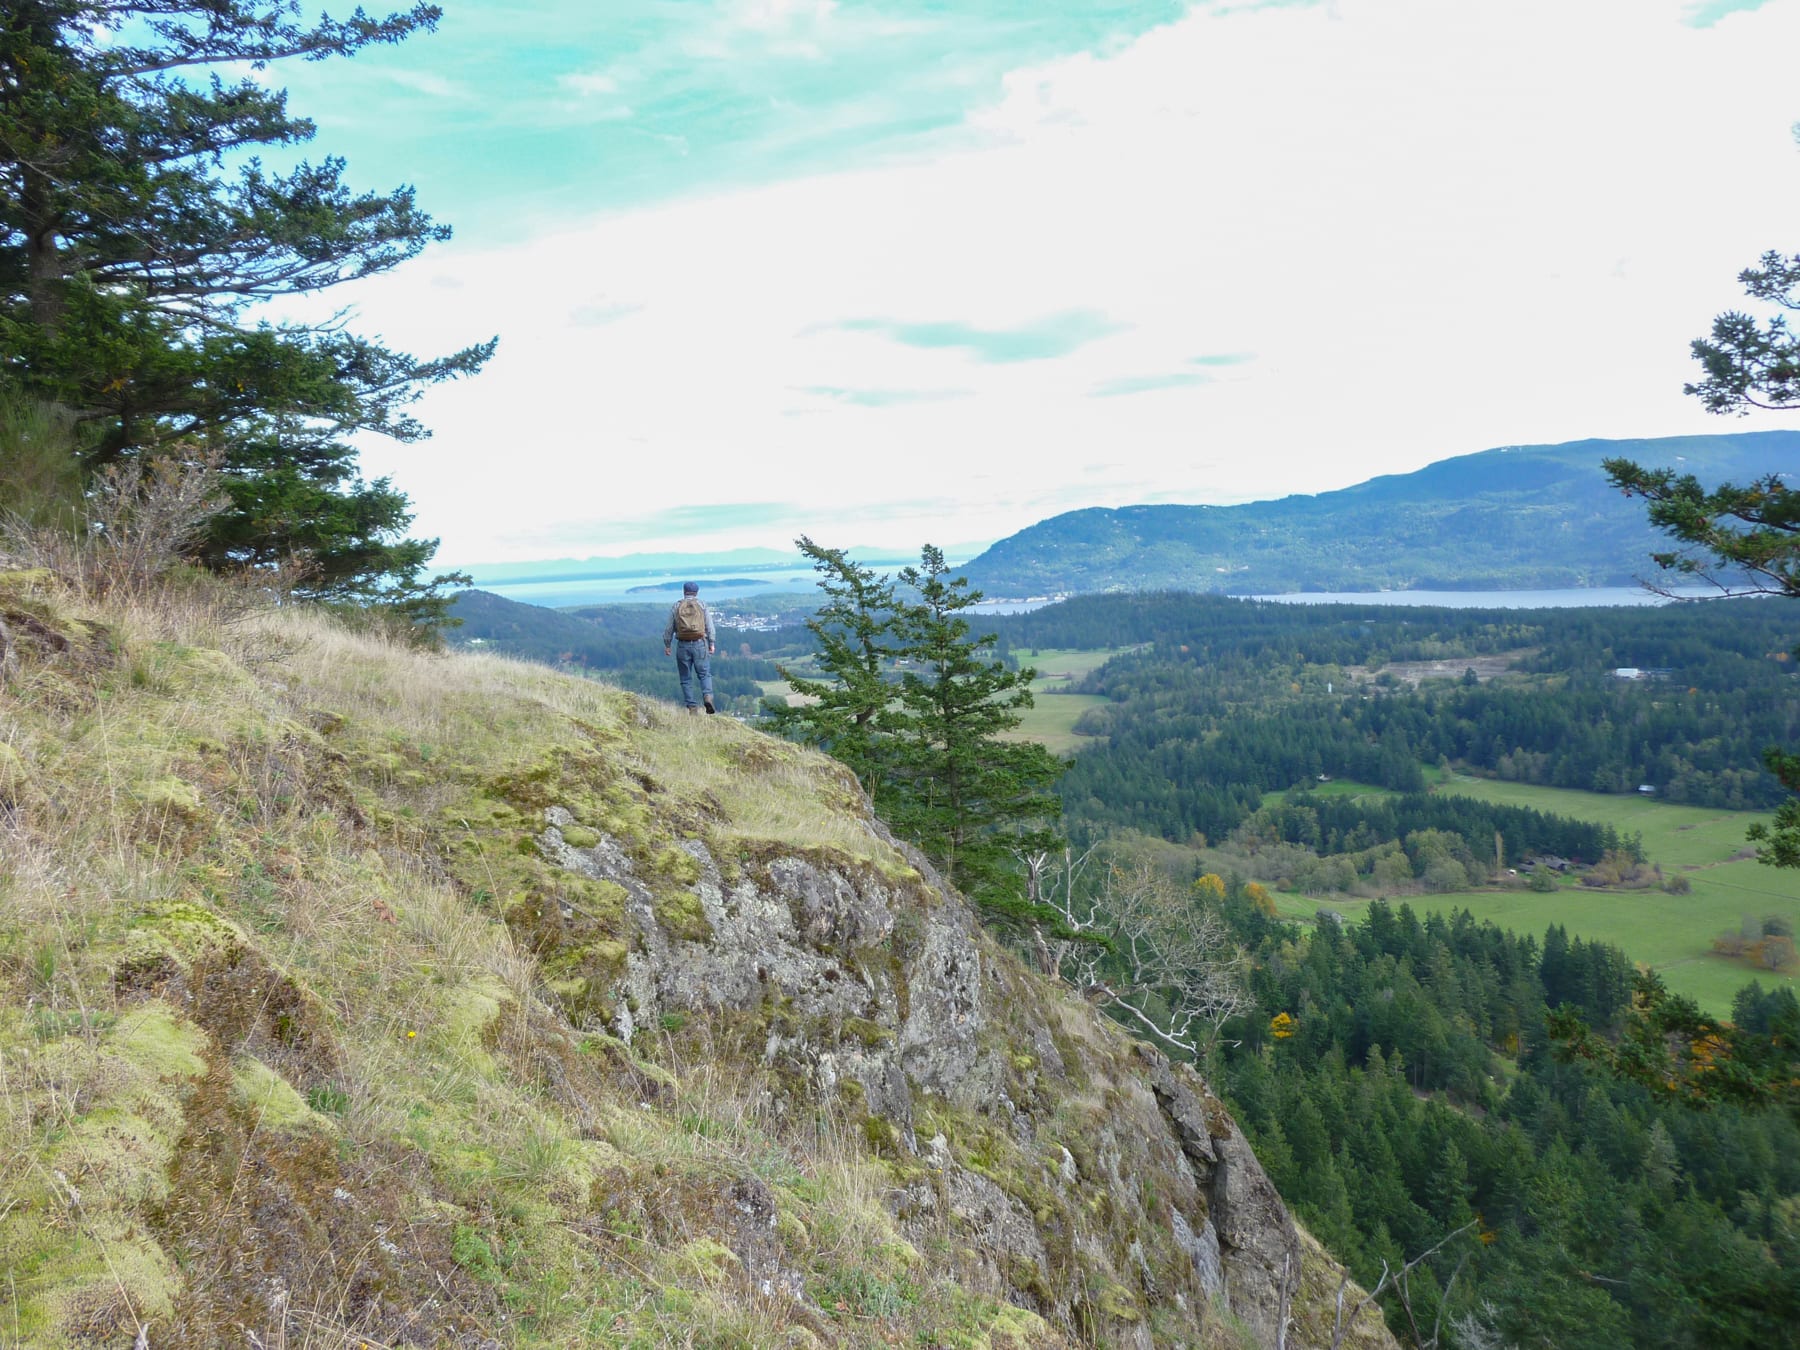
[683, 581, 699, 594]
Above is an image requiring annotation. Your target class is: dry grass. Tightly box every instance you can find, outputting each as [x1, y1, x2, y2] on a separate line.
[626, 713, 902, 867]
[0, 564, 1388, 1350]
[0, 570, 1062, 1348]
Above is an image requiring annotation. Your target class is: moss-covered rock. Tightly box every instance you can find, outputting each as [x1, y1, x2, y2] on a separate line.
[0, 574, 1387, 1350]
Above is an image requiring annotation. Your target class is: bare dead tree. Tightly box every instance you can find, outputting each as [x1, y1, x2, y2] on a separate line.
[1447, 1303, 1518, 1350]
[1018, 842, 1100, 977]
[11, 444, 226, 598]
[1021, 852, 1252, 1058]
[1330, 1220, 1479, 1350]
[83, 447, 227, 595]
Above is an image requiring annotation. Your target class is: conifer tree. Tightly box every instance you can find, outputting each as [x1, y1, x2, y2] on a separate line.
[769, 535, 896, 797]
[1603, 246, 1800, 869]
[774, 541, 1065, 927]
[0, 0, 492, 605]
[883, 545, 1063, 922]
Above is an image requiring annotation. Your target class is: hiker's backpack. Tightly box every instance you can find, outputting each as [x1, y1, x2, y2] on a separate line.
[674, 596, 707, 641]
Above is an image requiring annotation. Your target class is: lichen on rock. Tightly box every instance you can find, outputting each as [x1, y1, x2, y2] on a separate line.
[0, 577, 1393, 1349]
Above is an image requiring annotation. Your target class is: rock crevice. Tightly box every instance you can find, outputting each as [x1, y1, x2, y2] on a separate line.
[537, 808, 1315, 1346]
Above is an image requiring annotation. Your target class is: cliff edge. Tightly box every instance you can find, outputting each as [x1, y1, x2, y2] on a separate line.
[0, 568, 1394, 1349]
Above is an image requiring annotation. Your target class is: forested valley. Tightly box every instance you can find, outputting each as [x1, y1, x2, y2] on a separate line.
[985, 592, 1798, 843]
[451, 573, 1800, 1345]
[963, 590, 1800, 1346]
[1201, 885, 1800, 1349]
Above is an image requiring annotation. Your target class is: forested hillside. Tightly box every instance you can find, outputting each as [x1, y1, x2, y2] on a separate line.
[963, 432, 1800, 596]
[980, 593, 1799, 847]
[1206, 889, 1800, 1350]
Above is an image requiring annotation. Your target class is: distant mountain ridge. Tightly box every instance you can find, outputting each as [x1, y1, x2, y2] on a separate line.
[963, 431, 1800, 596]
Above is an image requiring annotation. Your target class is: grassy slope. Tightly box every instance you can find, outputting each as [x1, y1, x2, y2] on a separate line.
[0, 575, 1020, 1347]
[0, 572, 1388, 1350]
[1270, 776, 1799, 1015]
[998, 648, 1118, 756]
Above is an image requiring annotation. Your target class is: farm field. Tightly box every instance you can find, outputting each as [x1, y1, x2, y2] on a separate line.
[1272, 775, 1799, 1015]
[999, 693, 1109, 756]
[1002, 647, 1127, 755]
[1013, 647, 1129, 692]
[756, 677, 811, 708]
[1435, 775, 1768, 870]
[1260, 777, 1398, 807]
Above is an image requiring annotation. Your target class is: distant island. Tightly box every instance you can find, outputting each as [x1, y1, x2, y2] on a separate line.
[963, 430, 1800, 598]
[624, 578, 770, 594]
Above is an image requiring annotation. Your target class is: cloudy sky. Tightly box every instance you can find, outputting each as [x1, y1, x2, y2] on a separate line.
[273, 0, 1800, 567]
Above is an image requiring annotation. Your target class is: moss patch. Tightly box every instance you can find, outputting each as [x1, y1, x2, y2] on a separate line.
[230, 1054, 338, 1133]
[652, 885, 713, 943]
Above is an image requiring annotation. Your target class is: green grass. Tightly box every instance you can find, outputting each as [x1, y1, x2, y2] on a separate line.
[997, 647, 1131, 755]
[1013, 647, 1134, 693]
[1000, 694, 1109, 756]
[1272, 775, 1800, 1015]
[1436, 775, 1766, 869]
[1260, 778, 1397, 807]
[1011, 648, 1132, 755]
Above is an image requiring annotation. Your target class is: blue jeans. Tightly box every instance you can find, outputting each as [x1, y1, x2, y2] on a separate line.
[674, 640, 713, 707]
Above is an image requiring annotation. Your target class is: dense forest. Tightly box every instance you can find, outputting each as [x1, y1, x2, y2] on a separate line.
[987, 595, 1800, 854]
[1202, 888, 1800, 1349]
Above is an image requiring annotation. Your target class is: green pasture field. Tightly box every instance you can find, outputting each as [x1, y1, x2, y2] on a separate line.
[1013, 647, 1134, 693]
[1271, 775, 1799, 1015]
[999, 694, 1110, 756]
[1000, 647, 1129, 755]
[1435, 775, 1766, 870]
[1260, 778, 1397, 807]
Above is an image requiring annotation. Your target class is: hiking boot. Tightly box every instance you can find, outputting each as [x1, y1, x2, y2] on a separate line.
[703, 696, 716, 715]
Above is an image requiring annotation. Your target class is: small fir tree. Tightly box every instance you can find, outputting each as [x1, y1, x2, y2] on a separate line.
[883, 545, 1064, 922]
[768, 536, 897, 798]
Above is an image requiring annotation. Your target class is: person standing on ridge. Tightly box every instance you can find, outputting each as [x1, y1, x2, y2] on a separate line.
[663, 581, 717, 714]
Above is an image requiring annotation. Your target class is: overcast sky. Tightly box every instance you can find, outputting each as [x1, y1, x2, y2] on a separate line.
[273, 0, 1800, 567]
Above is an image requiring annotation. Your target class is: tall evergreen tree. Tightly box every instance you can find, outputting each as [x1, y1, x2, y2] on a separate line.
[769, 535, 897, 798]
[0, 0, 492, 602]
[1603, 243, 1800, 868]
[884, 545, 1063, 922]
[773, 541, 1065, 926]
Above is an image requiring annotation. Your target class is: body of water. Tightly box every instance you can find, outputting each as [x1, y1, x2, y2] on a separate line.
[1251, 587, 1721, 608]
[478, 574, 819, 607]
[476, 579, 1725, 613]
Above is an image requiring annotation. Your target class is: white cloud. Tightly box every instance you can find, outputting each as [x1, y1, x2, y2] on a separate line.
[731, 0, 839, 33]
[382, 69, 459, 98]
[306, 0, 1800, 564]
[560, 71, 619, 96]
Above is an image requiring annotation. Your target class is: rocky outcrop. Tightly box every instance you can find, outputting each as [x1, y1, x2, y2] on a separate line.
[0, 576, 1394, 1349]
[535, 805, 1322, 1346]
